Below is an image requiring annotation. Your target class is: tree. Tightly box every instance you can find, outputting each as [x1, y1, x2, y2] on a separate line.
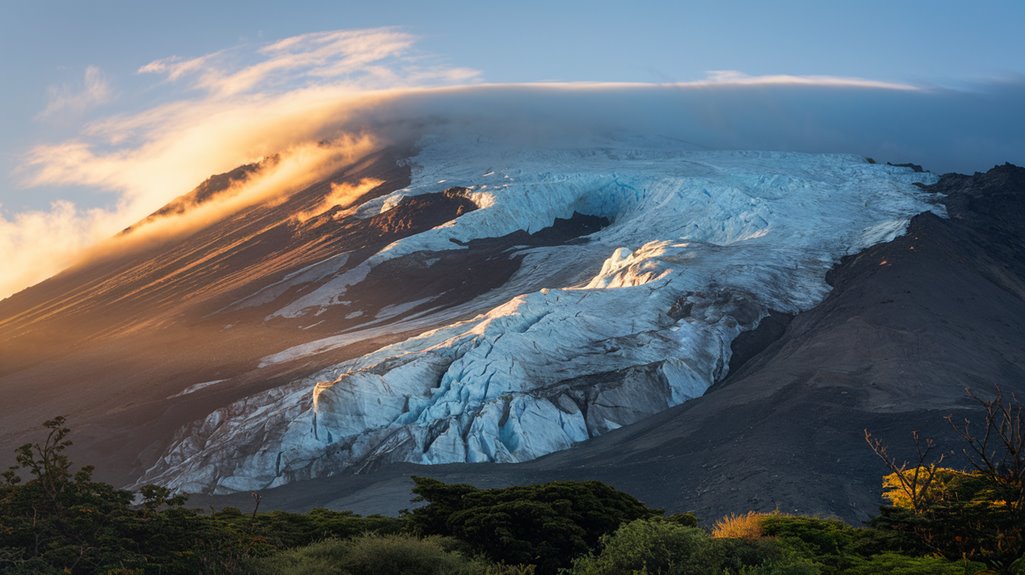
[406, 477, 658, 574]
[0, 417, 139, 573]
[947, 386, 1025, 511]
[865, 386, 1025, 574]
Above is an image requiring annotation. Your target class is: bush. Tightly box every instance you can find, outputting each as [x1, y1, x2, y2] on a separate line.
[736, 560, 821, 575]
[571, 518, 789, 575]
[211, 507, 404, 549]
[844, 552, 986, 575]
[758, 515, 858, 570]
[712, 537, 790, 574]
[0, 418, 405, 574]
[570, 518, 716, 575]
[407, 477, 657, 574]
[249, 534, 470, 575]
[248, 534, 535, 575]
[712, 511, 772, 540]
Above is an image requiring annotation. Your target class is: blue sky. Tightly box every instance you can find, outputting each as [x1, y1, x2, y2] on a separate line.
[1, 0, 1024, 298]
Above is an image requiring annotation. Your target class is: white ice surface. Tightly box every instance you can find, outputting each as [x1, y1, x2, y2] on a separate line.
[142, 137, 941, 493]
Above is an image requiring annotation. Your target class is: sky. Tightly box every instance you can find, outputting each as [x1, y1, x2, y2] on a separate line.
[1, 0, 1024, 299]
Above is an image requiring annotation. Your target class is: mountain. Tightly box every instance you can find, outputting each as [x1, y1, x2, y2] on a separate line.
[1, 130, 1021, 522]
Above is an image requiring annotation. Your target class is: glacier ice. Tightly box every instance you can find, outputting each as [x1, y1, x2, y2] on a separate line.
[141, 137, 942, 494]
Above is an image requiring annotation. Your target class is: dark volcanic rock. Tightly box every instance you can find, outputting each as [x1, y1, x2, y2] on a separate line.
[886, 161, 925, 173]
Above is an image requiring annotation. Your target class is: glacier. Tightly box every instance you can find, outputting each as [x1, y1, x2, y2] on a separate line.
[140, 136, 942, 493]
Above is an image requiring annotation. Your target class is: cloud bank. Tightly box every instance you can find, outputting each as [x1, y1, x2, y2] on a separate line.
[3, 27, 1024, 300]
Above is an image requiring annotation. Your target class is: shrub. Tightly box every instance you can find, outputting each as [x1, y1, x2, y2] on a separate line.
[667, 512, 699, 527]
[712, 511, 772, 540]
[211, 507, 404, 549]
[713, 537, 790, 574]
[248, 534, 478, 575]
[758, 515, 857, 570]
[570, 518, 791, 575]
[0, 418, 408, 574]
[736, 558, 821, 575]
[844, 552, 987, 575]
[570, 518, 717, 575]
[866, 386, 1025, 571]
[407, 477, 657, 574]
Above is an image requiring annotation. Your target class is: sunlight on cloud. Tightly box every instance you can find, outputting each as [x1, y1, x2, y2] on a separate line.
[295, 178, 385, 223]
[101, 134, 379, 253]
[0, 201, 126, 299]
[501, 70, 921, 92]
[137, 28, 473, 97]
[5, 28, 478, 299]
[7, 25, 1021, 302]
[691, 70, 920, 91]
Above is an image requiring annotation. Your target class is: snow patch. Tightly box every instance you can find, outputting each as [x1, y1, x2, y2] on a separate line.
[167, 380, 228, 399]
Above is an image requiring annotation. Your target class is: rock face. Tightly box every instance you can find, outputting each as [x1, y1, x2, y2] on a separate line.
[135, 137, 939, 494]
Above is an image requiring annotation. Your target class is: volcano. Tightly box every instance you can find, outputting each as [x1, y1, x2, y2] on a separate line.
[2, 127, 1022, 522]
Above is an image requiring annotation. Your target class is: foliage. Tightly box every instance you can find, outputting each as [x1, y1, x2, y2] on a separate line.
[406, 476, 658, 574]
[0, 412, 1018, 575]
[213, 507, 403, 549]
[735, 558, 821, 575]
[0, 417, 403, 574]
[866, 386, 1025, 573]
[246, 534, 505, 575]
[842, 552, 986, 575]
[666, 511, 699, 527]
[711, 511, 772, 540]
[569, 518, 720, 575]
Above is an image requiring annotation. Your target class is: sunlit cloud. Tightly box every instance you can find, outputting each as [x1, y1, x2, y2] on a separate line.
[5, 25, 1022, 302]
[295, 178, 385, 223]
[113, 134, 379, 246]
[492, 70, 921, 92]
[137, 28, 477, 97]
[38, 65, 114, 119]
[3, 27, 480, 299]
[687, 70, 920, 91]
[0, 200, 125, 298]
[138, 51, 223, 82]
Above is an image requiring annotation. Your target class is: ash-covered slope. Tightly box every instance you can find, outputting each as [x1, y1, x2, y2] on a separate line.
[136, 136, 939, 494]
